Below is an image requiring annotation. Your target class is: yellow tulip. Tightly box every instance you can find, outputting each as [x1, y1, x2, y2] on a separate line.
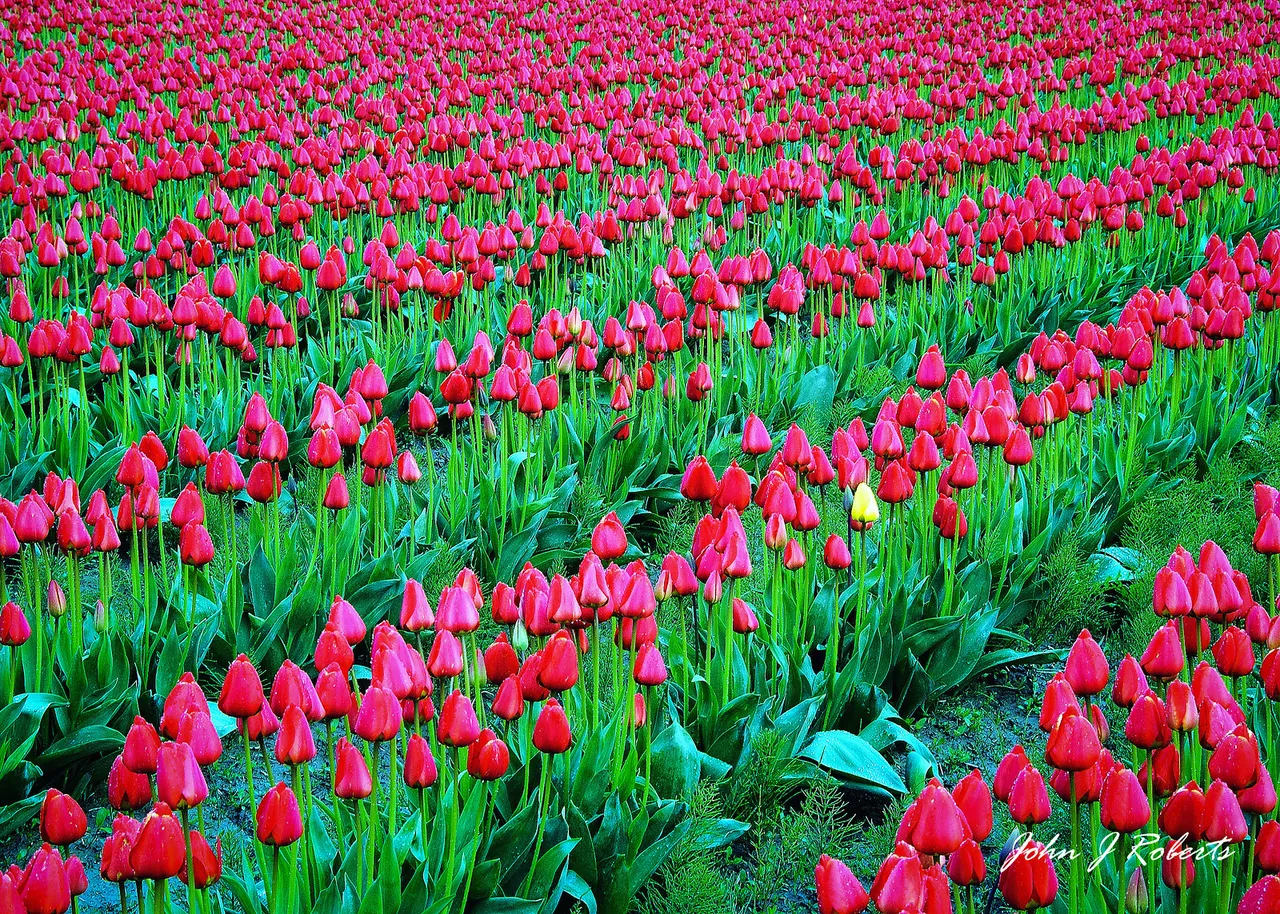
[850, 483, 880, 525]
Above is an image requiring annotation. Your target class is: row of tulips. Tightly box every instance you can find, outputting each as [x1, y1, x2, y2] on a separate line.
[3, 218, 1279, 661]
[4, 107, 1278, 484]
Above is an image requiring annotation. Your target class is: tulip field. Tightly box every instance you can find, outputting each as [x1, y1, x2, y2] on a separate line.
[9, 0, 1280, 911]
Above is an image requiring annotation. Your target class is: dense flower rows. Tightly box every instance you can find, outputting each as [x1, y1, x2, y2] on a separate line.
[2, 0, 1280, 911]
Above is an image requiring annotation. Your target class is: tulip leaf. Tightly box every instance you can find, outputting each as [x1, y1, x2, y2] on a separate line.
[793, 365, 835, 413]
[567, 806, 598, 884]
[649, 718, 700, 800]
[594, 793, 628, 864]
[626, 819, 690, 897]
[526, 837, 577, 900]
[1086, 546, 1146, 585]
[968, 648, 1059, 682]
[773, 696, 820, 755]
[155, 631, 187, 700]
[471, 898, 541, 914]
[859, 714, 938, 775]
[686, 817, 750, 853]
[0, 795, 40, 842]
[221, 864, 265, 914]
[207, 705, 238, 739]
[358, 833, 402, 914]
[465, 859, 501, 902]
[247, 546, 277, 613]
[560, 870, 598, 914]
[312, 881, 342, 914]
[37, 724, 124, 766]
[308, 803, 337, 868]
[800, 729, 905, 794]
[396, 864, 429, 914]
[488, 800, 540, 872]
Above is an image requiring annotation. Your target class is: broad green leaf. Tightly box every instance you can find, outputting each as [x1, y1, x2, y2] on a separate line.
[800, 730, 905, 794]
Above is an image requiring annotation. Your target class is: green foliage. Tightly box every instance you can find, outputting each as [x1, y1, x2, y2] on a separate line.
[651, 500, 698, 558]
[1030, 525, 1113, 641]
[732, 778, 861, 913]
[725, 730, 807, 829]
[641, 783, 738, 914]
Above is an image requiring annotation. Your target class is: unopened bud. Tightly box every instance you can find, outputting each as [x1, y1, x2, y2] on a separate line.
[1125, 867, 1148, 914]
[47, 580, 67, 618]
[511, 619, 529, 652]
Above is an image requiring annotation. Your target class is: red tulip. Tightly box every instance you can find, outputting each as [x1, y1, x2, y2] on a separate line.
[130, 804, 186, 880]
[353, 684, 402, 742]
[21, 844, 70, 914]
[533, 698, 572, 754]
[466, 729, 511, 781]
[1063, 629, 1108, 696]
[99, 816, 140, 884]
[39, 790, 86, 846]
[122, 716, 160, 774]
[1044, 705, 1100, 772]
[219, 653, 265, 719]
[404, 733, 438, 789]
[993, 745, 1032, 802]
[814, 854, 869, 914]
[998, 840, 1058, 911]
[591, 511, 628, 560]
[904, 778, 969, 856]
[108, 756, 152, 811]
[333, 738, 373, 800]
[1241, 875, 1280, 914]
[1007, 766, 1052, 826]
[951, 770, 993, 841]
[437, 689, 481, 747]
[256, 783, 304, 846]
[868, 842, 922, 914]
[1099, 768, 1150, 834]
[274, 705, 317, 766]
[0, 601, 30, 646]
[156, 741, 208, 809]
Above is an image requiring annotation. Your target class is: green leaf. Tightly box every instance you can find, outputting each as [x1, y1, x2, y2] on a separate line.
[794, 365, 835, 413]
[800, 730, 905, 794]
[155, 632, 188, 701]
[1087, 546, 1147, 585]
[626, 820, 690, 897]
[686, 818, 749, 853]
[38, 725, 123, 766]
[247, 546, 277, 614]
[648, 718, 700, 800]
[471, 899, 542, 914]
[489, 798, 540, 869]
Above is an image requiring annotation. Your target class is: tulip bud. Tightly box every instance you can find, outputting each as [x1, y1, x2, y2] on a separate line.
[1124, 868, 1147, 914]
[46, 580, 67, 618]
[533, 698, 572, 754]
